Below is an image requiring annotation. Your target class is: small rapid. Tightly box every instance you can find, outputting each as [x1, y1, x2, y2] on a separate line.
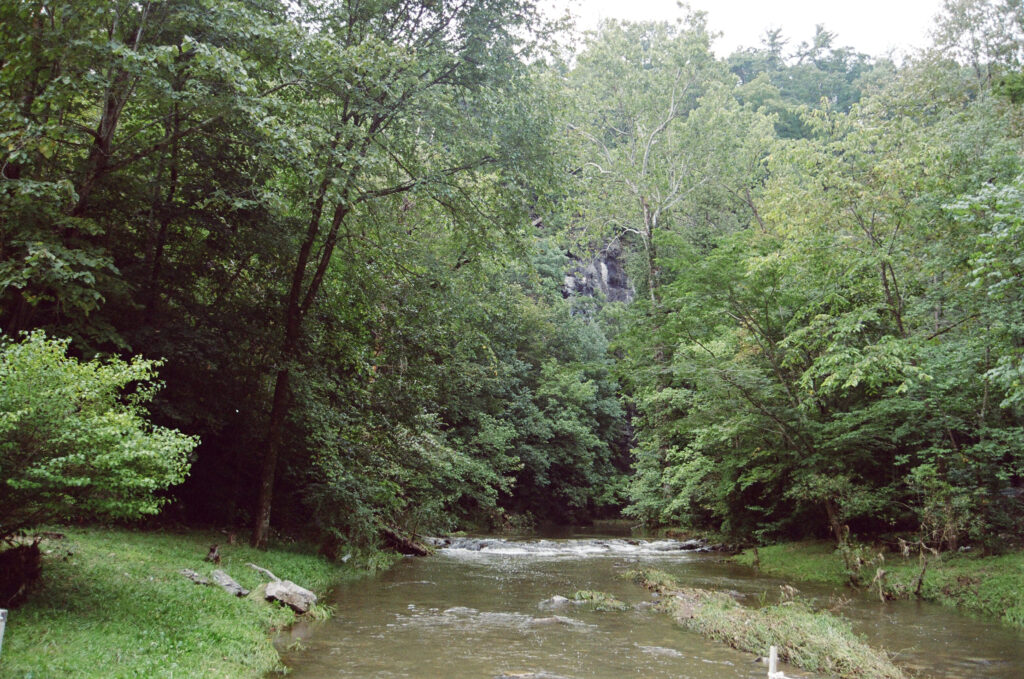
[276, 533, 1024, 678]
[434, 536, 710, 557]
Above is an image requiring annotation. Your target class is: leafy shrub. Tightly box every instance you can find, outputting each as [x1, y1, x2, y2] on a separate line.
[0, 331, 197, 539]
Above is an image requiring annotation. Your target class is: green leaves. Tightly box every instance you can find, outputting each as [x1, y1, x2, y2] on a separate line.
[0, 331, 196, 538]
[949, 176, 1024, 408]
[610, 8, 1024, 547]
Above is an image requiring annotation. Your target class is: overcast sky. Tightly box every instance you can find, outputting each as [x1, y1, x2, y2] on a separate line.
[542, 0, 948, 58]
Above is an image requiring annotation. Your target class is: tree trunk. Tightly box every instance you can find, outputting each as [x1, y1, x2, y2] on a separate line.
[879, 263, 905, 336]
[381, 526, 433, 556]
[824, 497, 844, 547]
[249, 168, 340, 548]
[640, 196, 658, 305]
[144, 96, 181, 320]
[251, 365, 291, 548]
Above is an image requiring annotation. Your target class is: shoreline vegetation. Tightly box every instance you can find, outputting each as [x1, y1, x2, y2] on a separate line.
[628, 568, 905, 679]
[732, 542, 1024, 630]
[0, 526, 381, 679]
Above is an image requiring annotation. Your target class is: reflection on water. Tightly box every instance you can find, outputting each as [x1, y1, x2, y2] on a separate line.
[276, 532, 1024, 679]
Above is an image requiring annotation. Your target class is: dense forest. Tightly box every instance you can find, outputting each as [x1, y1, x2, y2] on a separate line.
[2, 0, 1022, 555]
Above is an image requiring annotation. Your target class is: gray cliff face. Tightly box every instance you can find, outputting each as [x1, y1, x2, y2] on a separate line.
[562, 245, 634, 303]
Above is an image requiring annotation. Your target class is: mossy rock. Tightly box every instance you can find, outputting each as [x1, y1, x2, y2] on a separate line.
[571, 590, 630, 611]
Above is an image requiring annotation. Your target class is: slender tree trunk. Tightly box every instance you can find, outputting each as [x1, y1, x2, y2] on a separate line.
[248, 120, 413, 547]
[250, 263, 306, 547]
[250, 164, 344, 548]
[824, 497, 844, 547]
[640, 196, 657, 305]
[880, 263, 905, 336]
[251, 365, 291, 548]
[144, 107, 180, 320]
[71, 5, 151, 218]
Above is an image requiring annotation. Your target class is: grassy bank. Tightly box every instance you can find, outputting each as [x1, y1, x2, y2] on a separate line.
[629, 569, 904, 679]
[0, 526, 378, 679]
[733, 542, 1024, 629]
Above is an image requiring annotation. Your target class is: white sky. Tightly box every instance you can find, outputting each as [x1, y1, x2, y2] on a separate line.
[542, 0, 948, 58]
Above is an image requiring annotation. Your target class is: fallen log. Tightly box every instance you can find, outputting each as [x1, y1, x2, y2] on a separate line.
[247, 563, 281, 582]
[382, 526, 433, 556]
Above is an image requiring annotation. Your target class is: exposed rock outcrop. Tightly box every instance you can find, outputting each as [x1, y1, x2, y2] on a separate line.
[562, 243, 634, 303]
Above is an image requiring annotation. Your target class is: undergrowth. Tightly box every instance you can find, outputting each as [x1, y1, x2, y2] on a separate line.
[0, 526, 376, 679]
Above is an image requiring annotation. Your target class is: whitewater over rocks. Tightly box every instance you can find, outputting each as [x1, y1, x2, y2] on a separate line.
[427, 537, 711, 557]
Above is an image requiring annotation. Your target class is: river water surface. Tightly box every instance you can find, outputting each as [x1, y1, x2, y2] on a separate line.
[277, 531, 1024, 678]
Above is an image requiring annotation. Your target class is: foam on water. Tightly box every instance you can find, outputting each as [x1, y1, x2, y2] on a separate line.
[435, 537, 709, 559]
[388, 604, 596, 633]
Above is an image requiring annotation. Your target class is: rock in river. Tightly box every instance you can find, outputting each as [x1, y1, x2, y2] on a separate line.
[538, 595, 571, 609]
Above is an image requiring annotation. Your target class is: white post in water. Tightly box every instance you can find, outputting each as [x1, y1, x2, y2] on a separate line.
[768, 645, 787, 679]
[0, 608, 7, 657]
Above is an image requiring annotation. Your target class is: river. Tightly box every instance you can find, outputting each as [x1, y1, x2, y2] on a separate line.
[276, 530, 1024, 678]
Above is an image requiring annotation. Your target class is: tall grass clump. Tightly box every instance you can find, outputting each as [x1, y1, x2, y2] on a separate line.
[628, 569, 905, 679]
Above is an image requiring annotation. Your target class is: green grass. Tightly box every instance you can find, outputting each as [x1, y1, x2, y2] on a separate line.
[889, 551, 1024, 628]
[733, 541, 849, 586]
[628, 569, 905, 679]
[733, 542, 1024, 629]
[0, 526, 377, 679]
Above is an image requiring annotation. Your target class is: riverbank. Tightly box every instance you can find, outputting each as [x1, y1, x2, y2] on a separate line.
[0, 527, 376, 678]
[733, 542, 1024, 629]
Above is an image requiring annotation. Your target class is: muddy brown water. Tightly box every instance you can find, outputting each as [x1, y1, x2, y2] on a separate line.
[276, 531, 1024, 678]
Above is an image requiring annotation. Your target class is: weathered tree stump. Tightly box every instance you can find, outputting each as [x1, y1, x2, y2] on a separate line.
[0, 542, 42, 609]
[382, 527, 432, 556]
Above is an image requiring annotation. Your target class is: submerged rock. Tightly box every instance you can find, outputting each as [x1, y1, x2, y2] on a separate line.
[438, 536, 715, 558]
[538, 595, 571, 609]
[446, 537, 491, 551]
[636, 644, 684, 657]
[528, 615, 578, 626]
